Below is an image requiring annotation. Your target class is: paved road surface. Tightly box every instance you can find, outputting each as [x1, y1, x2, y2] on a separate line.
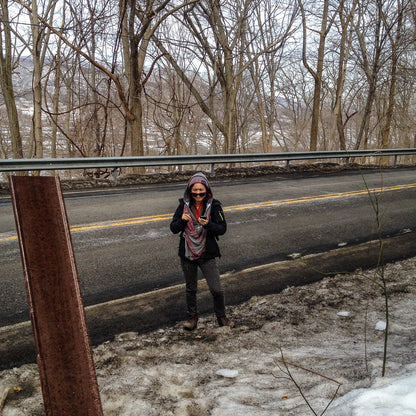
[0, 168, 415, 326]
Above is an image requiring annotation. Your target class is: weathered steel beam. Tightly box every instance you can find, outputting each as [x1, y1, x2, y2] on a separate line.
[9, 176, 103, 416]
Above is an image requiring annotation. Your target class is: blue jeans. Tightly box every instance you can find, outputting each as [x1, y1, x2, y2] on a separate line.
[180, 257, 226, 318]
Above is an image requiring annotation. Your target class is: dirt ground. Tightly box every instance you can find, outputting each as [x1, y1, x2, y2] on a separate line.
[1, 256, 416, 415]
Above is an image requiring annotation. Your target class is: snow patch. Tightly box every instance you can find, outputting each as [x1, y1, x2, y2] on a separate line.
[375, 321, 387, 331]
[216, 369, 239, 378]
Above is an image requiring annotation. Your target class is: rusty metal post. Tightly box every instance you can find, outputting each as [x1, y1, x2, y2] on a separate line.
[9, 176, 103, 416]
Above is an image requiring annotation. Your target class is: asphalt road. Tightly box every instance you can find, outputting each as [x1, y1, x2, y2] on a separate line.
[1, 168, 415, 327]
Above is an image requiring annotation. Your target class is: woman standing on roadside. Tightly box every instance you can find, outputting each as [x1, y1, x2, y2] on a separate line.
[170, 172, 234, 330]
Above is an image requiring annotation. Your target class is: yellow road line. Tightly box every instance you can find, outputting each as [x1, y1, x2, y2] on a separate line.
[70, 213, 172, 232]
[225, 183, 416, 211]
[1, 183, 415, 243]
[0, 232, 17, 243]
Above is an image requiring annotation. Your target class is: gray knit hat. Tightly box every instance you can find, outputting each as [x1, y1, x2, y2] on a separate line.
[184, 172, 212, 200]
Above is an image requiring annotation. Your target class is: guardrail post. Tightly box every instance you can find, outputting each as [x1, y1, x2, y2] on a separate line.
[393, 155, 398, 168]
[9, 176, 103, 416]
[345, 157, 350, 167]
[113, 167, 118, 184]
[286, 160, 290, 170]
[211, 163, 215, 177]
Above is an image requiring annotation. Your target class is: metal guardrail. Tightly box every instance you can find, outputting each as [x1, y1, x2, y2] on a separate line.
[1, 148, 415, 174]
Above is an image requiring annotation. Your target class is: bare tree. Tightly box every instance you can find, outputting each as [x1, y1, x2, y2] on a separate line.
[299, 0, 339, 151]
[276, 64, 313, 151]
[154, 0, 296, 154]
[167, 0, 252, 154]
[3, 0, 416, 164]
[247, 0, 298, 153]
[379, 0, 407, 156]
[118, 0, 199, 166]
[327, 0, 358, 150]
[0, 0, 23, 159]
[394, 49, 416, 164]
[27, 0, 59, 161]
[15, 0, 196, 163]
[64, 0, 117, 161]
[352, 0, 387, 150]
[147, 58, 196, 158]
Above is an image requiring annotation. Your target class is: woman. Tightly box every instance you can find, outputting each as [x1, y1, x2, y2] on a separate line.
[170, 172, 234, 330]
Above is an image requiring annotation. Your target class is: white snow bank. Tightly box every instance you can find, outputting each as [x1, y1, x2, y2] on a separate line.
[327, 372, 416, 416]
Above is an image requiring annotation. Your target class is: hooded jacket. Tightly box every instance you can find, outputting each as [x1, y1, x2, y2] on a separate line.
[170, 172, 227, 260]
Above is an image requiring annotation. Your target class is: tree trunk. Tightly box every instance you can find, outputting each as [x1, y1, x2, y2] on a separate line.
[380, 0, 403, 165]
[299, 0, 331, 151]
[31, 0, 44, 161]
[353, 0, 383, 150]
[329, 0, 357, 151]
[51, 54, 61, 159]
[0, 0, 23, 159]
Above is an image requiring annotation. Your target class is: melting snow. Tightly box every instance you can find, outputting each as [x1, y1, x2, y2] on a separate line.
[1, 257, 416, 415]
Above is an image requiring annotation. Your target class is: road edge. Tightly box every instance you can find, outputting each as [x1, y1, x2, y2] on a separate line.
[1, 231, 415, 370]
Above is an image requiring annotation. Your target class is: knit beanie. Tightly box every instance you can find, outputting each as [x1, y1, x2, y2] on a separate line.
[184, 172, 212, 200]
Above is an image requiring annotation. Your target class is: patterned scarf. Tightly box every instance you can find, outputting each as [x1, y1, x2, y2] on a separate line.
[183, 199, 212, 260]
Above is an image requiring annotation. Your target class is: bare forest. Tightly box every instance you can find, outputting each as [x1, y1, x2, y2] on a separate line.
[1, 0, 416, 171]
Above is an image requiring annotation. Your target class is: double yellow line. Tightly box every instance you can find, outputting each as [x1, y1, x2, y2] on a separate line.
[1, 182, 415, 243]
[225, 183, 416, 211]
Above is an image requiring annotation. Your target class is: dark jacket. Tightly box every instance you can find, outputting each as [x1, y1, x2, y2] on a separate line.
[170, 198, 227, 260]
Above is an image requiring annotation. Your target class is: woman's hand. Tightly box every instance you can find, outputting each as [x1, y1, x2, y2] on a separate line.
[198, 217, 208, 226]
[182, 212, 191, 222]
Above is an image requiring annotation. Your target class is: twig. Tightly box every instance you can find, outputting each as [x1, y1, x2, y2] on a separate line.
[275, 356, 319, 416]
[0, 387, 11, 413]
[359, 164, 390, 377]
[320, 384, 342, 416]
[274, 348, 342, 416]
[274, 358, 342, 386]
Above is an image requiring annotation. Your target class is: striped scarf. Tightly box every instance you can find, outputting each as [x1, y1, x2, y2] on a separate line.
[183, 199, 212, 260]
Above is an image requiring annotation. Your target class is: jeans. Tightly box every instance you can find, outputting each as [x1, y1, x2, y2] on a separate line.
[180, 257, 226, 318]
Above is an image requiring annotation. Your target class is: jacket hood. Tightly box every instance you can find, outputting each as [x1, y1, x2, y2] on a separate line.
[184, 172, 212, 202]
